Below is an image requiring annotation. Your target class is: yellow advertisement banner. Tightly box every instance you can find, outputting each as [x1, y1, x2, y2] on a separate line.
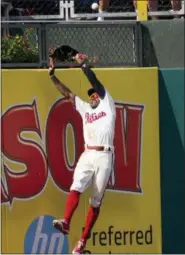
[1, 68, 161, 254]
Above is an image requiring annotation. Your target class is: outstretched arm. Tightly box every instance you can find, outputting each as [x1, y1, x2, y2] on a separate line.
[48, 66, 75, 104]
[73, 54, 105, 98]
[81, 63, 105, 99]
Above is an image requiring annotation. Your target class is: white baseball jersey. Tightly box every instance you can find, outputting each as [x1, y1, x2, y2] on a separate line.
[74, 89, 116, 147]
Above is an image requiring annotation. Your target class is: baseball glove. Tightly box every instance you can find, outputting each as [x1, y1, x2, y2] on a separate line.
[49, 45, 80, 62]
[49, 45, 98, 68]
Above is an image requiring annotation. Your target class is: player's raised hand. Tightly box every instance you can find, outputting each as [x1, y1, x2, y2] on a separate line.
[73, 53, 88, 65]
[74, 54, 99, 68]
[48, 48, 56, 77]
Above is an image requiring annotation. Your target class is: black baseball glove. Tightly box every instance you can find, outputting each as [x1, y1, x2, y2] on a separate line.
[49, 45, 98, 69]
[49, 45, 80, 62]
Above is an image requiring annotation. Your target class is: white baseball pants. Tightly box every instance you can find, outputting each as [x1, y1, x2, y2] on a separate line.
[70, 150, 113, 207]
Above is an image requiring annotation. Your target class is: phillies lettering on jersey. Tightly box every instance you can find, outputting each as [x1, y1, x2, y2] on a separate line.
[85, 111, 106, 124]
[75, 90, 116, 146]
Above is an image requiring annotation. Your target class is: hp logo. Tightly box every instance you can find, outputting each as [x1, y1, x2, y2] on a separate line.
[24, 215, 69, 254]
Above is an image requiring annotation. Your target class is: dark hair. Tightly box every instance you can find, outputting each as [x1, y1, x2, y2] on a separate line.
[87, 88, 96, 97]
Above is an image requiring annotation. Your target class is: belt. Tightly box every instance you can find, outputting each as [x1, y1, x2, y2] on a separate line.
[87, 145, 111, 151]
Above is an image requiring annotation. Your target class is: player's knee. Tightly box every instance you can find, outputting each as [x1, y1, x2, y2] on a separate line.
[89, 198, 101, 208]
[70, 182, 84, 193]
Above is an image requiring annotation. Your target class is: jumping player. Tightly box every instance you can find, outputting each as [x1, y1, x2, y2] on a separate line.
[49, 54, 116, 254]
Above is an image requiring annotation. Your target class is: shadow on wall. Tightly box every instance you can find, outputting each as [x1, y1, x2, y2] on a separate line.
[141, 20, 185, 68]
[141, 24, 158, 67]
[159, 68, 185, 254]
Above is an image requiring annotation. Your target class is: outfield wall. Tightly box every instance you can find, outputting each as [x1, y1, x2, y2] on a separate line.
[1, 67, 184, 254]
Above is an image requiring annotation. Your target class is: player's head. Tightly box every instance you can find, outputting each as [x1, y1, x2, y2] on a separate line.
[88, 88, 100, 108]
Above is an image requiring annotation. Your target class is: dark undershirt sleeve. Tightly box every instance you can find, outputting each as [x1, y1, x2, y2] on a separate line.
[81, 64, 106, 99]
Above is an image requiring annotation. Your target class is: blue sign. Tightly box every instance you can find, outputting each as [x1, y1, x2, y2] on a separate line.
[24, 215, 69, 254]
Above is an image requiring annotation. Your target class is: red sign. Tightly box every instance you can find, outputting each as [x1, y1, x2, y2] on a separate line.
[1, 98, 144, 204]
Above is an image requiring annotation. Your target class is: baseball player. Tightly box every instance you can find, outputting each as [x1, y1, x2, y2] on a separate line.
[49, 54, 116, 254]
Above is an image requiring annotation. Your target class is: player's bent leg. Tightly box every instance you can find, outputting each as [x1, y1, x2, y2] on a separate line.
[53, 152, 94, 236]
[63, 190, 81, 224]
[53, 190, 81, 235]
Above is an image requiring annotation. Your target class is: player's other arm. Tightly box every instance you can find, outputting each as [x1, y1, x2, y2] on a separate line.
[48, 66, 75, 104]
[81, 63, 106, 99]
[48, 64, 87, 117]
